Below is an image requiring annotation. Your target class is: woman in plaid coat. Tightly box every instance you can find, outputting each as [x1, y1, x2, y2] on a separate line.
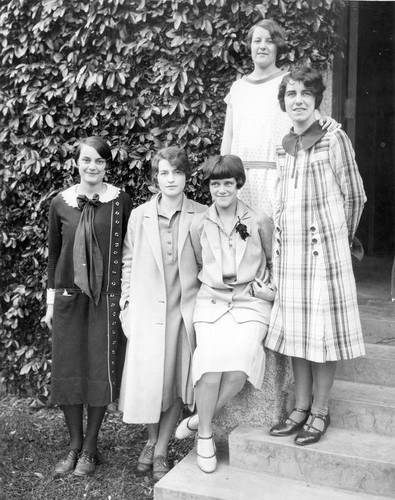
[265, 66, 366, 446]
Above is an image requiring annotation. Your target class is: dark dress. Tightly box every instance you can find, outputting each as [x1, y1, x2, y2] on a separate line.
[47, 184, 132, 406]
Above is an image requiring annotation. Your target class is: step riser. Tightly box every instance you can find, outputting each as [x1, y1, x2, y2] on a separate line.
[230, 435, 395, 497]
[336, 357, 395, 387]
[329, 398, 395, 436]
[155, 487, 219, 500]
[361, 317, 395, 343]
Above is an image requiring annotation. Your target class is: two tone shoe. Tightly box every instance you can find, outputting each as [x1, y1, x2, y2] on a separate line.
[196, 435, 217, 474]
[152, 455, 170, 482]
[136, 443, 155, 473]
[269, 408, 310, 436]
[175, 414, 199, 440]
[73, 450, 99, 476]
[294, 413, 330, 446]
[54, 449, 80, 474]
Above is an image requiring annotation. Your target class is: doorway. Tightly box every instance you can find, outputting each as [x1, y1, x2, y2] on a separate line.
[333, 0, 395, 257]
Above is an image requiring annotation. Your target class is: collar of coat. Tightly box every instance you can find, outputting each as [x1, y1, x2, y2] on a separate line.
[205, 199, 251, 229]
[145, 192, 196, 217]
[282, 120, 327, 156]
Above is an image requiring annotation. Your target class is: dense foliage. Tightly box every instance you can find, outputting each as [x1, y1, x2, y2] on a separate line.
[0, 0, 344, 399]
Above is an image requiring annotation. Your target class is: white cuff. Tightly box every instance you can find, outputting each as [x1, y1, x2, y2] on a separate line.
[47, 289, 55, 305]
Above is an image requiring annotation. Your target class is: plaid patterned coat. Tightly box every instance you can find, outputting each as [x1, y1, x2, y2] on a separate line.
[265, 125, 367, 362]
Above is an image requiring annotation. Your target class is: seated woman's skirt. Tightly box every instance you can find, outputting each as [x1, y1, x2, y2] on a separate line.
[192, 312, 267, 388]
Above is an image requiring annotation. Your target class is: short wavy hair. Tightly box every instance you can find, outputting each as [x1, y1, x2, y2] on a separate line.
[200, 155, 246, 189]
[75, 136, 112, 168]
[151, 146, 191, 182]
[278, 65, 326, 112]
[246, 19, 287, 65]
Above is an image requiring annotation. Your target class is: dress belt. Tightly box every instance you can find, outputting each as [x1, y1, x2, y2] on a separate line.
[242, 161, 276, 169]
[55, 288, 120, 296]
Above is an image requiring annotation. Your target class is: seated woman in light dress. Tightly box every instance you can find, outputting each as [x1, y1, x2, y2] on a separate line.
[175, 155, 274, 473]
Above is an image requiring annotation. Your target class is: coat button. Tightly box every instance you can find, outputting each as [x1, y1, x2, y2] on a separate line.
[312, 237, 318, 243]
[313, 250, 319, 256]
[310, 226, 316, 232]
[211, 299, 216, 304]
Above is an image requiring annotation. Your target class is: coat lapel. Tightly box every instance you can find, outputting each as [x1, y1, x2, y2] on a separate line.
[205, 204, 223, 271]
[143, 195, 164, 277]
[235, 201, 250, 271]
[178, 194, 195, 260]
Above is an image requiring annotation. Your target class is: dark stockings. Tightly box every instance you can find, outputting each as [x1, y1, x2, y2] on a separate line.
[61, 404, 107, 454]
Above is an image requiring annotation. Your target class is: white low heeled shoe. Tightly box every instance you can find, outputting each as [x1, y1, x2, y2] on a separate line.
[196, 435, 217, 474]
[175, 414, 199, 440]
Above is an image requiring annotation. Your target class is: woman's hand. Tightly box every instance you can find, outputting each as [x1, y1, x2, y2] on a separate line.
[319, 115, 341, 132]
[42, 304, 54, 331]
[250, 268, 276, 302]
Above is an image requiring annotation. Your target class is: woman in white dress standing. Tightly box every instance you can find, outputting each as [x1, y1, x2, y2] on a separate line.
[176, 155, 274, 473]
[266, 66, 366, 445]
[221, 19, 338, 217]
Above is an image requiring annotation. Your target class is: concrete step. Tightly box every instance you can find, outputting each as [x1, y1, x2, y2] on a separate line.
[336, 343, 395, 387]
[230, 426, 395, 497]
[154, 448, 386, 500]
[359, 299, 395, 343]
[329, 379, 395, 436]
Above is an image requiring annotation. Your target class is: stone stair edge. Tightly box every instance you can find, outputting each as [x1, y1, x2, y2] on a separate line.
[154, 448, 389, 500]
[230, 425, 395, 463]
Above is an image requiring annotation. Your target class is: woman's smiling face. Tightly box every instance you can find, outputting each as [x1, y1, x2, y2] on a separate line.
[77, 144, 107, 186]
[209, 178, 238, 210]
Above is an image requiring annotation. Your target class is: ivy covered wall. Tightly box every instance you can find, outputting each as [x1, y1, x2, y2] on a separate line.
[0, 0, 344, 400]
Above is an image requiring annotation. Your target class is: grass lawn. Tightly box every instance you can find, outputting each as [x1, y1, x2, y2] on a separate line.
[0, 396, 195, 500]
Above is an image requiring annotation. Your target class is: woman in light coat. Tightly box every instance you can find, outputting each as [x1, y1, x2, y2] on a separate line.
[175, 155, 274, 473]
[119, 147, 206, 482]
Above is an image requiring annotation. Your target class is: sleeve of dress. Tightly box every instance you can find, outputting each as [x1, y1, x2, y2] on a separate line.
[273, 146, 285, 225]
[120, 208, 137, 310]
[47, 198, 62, 291]
[258, 211, 274, 261]
[121, 191, 133, 236]
[329, 130, 367, 243]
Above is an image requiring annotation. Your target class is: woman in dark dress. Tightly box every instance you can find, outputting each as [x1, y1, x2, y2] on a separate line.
[43, 136, 132, 475]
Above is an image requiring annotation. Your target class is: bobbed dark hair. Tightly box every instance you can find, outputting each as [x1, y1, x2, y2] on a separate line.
[151, 146, 191, 182]
[75, 136, 113, 168]
[278, 65, 326, 112]
[201, 155, 246, 189]
[246, 19, 287, 65]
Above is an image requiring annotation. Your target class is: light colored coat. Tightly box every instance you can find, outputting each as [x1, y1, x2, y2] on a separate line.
[190, 201, 274, 325]
[118, 194, 206, 423]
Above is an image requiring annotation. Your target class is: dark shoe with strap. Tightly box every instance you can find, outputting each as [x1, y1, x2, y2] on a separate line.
[269, 408, 311, 436]
[73, 450, 98, 476]
[152, 455, 170, 482]
[54, 448, 80, 474]
[294, 413, 330, 446]
[137, 443, 155, 473]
